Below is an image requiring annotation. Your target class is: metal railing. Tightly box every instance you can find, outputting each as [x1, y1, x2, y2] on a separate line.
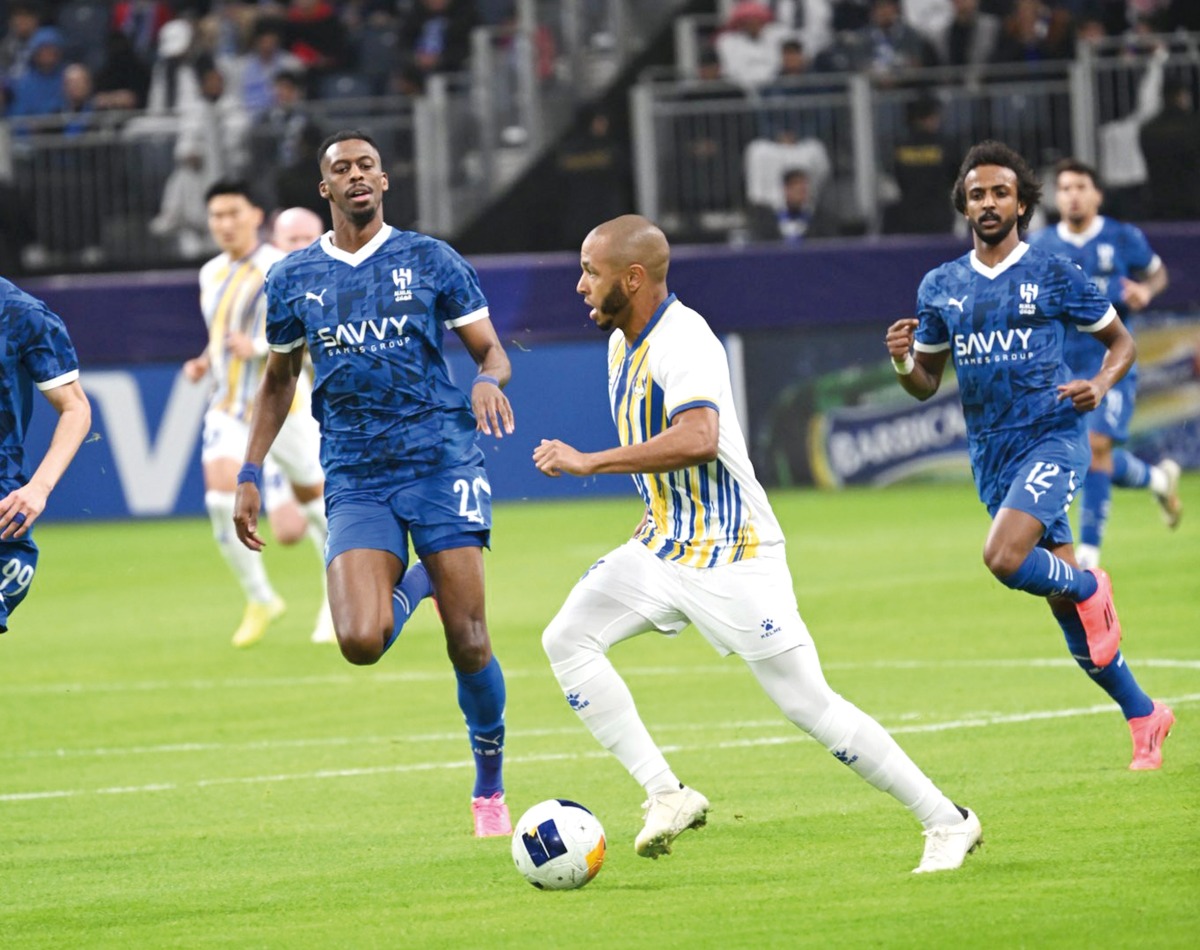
[630, 38, 1200, 241]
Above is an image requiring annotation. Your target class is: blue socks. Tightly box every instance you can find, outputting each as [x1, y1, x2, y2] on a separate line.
[382, 561, 433, 654]
[1052, 606, 1153, 720]
[1078, 469, 1111, 549]
[457, 655, 506, 798]
[1111, 449, 1151, 488]
[998, 547, 1098, 601]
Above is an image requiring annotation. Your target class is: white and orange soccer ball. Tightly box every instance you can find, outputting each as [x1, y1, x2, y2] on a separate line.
[511, 799, 606, 890]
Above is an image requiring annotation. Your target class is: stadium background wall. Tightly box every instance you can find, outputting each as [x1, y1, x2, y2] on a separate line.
[23, 229, 1200, 521]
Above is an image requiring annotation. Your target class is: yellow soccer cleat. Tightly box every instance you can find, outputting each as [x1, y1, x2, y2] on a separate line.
[231, 596, 286, 648]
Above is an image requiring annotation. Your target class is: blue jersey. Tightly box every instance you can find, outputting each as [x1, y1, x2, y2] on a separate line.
[1028, 217, 1158, 378]
[0, 278, 81, 496]
[265, 225, 489, 491]
[914, 243, 1114, 490]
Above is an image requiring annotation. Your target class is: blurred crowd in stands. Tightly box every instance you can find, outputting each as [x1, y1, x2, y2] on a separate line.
[667, 0, 1200, 245]
[1, 0, 1199, 272]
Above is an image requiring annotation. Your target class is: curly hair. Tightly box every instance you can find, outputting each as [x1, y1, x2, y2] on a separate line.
[951, 140, 1042, 232]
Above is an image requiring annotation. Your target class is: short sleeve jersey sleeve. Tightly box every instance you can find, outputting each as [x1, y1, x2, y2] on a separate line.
[1120, 223, 1157, 276]
[435, 242, 489, 329]
[654, 308, 723, 421]
[913, 269, 950, 353]
[1061, 259, 1117, 334]
[14, 295, 80, 389]
[265, 259, 307, 352]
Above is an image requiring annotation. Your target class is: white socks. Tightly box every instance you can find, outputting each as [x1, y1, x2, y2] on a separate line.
[749, 647, 963, 830]
[550, 649, 675, 790]
[205, 490, 275, 604]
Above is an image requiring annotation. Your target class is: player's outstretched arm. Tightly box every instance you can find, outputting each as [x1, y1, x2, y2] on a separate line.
[1057, 315, 1136, 413]
[534, 407, 718, 478]
[456, 318, 514, 439]
[233, 349, 302, 551]
[885, 318, 946, 400]
[0, 380, 91, 540]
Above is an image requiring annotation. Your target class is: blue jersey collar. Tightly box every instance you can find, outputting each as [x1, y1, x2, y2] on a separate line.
[626, 292, 677, 353]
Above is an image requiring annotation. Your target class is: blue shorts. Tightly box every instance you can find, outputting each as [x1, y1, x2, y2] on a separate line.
[1086, 372, 1137, 443]
[0, 536, 39, 633]
[985, 437, 1086, 548]
[324, 464, 492, 567]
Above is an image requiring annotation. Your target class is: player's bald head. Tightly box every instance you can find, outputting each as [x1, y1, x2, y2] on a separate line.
[586, 215, 670, 283]
[272, 206, 325, 252]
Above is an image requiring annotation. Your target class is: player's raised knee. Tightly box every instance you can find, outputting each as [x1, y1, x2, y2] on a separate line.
[337, 624, 388, 665]
[982, 538, 1025, 580]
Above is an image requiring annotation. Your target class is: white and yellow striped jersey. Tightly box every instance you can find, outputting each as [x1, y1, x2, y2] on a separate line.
[198, 242, 310, 422]
[608, 294, 785, 568]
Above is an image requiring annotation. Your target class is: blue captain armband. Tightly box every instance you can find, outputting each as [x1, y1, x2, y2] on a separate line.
[237, 463, 263, 492]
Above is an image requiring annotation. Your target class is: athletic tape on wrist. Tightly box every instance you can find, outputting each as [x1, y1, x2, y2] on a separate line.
[892, 353, 916, 375]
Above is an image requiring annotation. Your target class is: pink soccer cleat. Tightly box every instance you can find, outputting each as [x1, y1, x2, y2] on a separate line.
[472, 792, 513, 837]
[1129, 702, 1175, 771]
[1076, 568, 1121, 667]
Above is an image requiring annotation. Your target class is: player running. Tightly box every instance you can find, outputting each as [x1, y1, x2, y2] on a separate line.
[233, 130, 517, 837]
[1029, 159, 1181, 568]
[184, 181, 331, 648]
[535, 215, 980, 874]
[0, 277, 91, 633]
[886, 140, 1174, 771]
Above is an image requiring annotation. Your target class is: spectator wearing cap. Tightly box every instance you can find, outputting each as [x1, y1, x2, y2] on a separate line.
[716, 1, 793, 91]
[7, 26, 66, 117]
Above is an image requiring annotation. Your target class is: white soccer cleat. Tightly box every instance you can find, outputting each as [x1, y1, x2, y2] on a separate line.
[913, 808, 982, 874]
[310, 598, 336, 644]
[1153, 459, 1183, 530]
[634, 785, 709, 858]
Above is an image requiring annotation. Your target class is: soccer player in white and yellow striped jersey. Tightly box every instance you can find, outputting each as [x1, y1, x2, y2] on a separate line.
[535, 215, 979, 873]
[184, 181, 329, 648]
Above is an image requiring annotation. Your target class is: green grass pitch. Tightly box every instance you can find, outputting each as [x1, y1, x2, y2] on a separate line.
[2, 478, 1198, 948]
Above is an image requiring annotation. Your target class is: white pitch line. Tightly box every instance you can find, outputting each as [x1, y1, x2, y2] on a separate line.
[5, 657, 1199, 697]
[3, 693, 1196, 805]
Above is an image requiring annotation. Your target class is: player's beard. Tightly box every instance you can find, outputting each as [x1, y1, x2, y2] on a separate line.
[970, 210, 1017, 246]
[593, 283, 629, 331]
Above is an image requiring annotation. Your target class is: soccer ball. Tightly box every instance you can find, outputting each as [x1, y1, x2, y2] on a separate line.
[511, 799, 606, 890]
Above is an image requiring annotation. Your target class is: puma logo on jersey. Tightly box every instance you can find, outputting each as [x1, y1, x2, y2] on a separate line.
[948, 295, 968, 311]
[305, 289, 327, 305]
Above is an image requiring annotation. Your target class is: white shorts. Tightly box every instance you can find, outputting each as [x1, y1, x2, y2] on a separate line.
[201, 408, 324, 492]
[561, 539, 811, 661]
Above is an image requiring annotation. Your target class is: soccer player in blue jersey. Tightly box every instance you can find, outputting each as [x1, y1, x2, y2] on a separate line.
[886, 140, 1175, 770]
[1029, 159, 1180, 569]
[232, 130, 517, 837]
[0, 277, 91, 633]
[535, 215, 980, 874]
